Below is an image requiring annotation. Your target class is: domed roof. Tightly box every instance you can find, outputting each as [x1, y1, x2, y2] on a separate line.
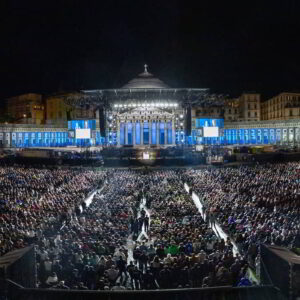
[122, 65, 169, 89]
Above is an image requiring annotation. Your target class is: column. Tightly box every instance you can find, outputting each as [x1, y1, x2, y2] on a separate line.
[117, 121, 120, 146]
[295, 127, 299, 144]
[125, 122, 128, 145]
[95, 109, 100, 136]
[292, 127, 295, 145]
[149, 120, 152, 145]
[133, 121, 136, 146]
[156, 121, 160, 145]
[141, 121, 144, 145]
[9, 132, 13, 148]
[164, 121, 167, 145]
[172, 119, 176, 145]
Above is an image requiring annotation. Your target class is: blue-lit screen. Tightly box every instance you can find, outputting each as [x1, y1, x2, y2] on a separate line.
[68, 120, 96, 130]
[196, 118, 224, 128]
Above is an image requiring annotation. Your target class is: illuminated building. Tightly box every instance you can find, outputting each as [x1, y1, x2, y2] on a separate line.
[261, 92, 300, 121]
[0, 66, 299, 148]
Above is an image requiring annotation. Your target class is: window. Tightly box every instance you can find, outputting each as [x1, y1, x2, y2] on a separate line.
[254, 104, 257, 109]
[290, 110, 293, 117]
[248, 112, 251, 117]
[255, 112, 257, 117]
[248, 104, 251, 109]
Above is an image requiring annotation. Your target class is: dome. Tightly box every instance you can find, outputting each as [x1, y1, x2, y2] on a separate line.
[122, 65, 169, 89]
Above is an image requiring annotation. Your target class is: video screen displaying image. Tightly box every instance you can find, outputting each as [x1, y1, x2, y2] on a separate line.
[143, 152, 150, 160]
[75, 129, 91, 139]
[203, 127, 219, 137]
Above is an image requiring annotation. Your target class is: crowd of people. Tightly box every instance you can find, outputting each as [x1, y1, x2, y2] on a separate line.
[183, 163, 300, 266]
[2, 162, 300, 291]
[131, 170, 249, 289]
[36, 170, 145, 289]
[0, 166, 105, 256]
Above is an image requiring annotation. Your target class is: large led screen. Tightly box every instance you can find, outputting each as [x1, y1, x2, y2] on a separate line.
[203, 127, 219, 137]
[75, 129, 91, 139]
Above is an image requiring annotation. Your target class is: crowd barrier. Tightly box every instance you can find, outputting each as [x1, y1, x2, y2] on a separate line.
[4, 279, 285, 300]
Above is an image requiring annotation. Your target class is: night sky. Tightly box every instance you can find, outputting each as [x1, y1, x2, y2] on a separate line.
[0, 0, 299, 99]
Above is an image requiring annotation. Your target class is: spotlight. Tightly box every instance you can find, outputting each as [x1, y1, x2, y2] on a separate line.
[180, 114, 183, 119]
[174, 103, 178, 107]
[180, 122, 183, 126]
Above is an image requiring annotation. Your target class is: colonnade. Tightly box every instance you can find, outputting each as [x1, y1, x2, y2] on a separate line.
[116, 120, 176, 146]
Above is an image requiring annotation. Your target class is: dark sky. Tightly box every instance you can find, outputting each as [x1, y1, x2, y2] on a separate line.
[0, 0, 299, 99]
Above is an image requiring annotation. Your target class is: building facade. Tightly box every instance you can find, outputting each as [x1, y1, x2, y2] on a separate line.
[4, 93, 45, 125]
[1, 68, 300, 148]
[261, 92, 300, 121]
